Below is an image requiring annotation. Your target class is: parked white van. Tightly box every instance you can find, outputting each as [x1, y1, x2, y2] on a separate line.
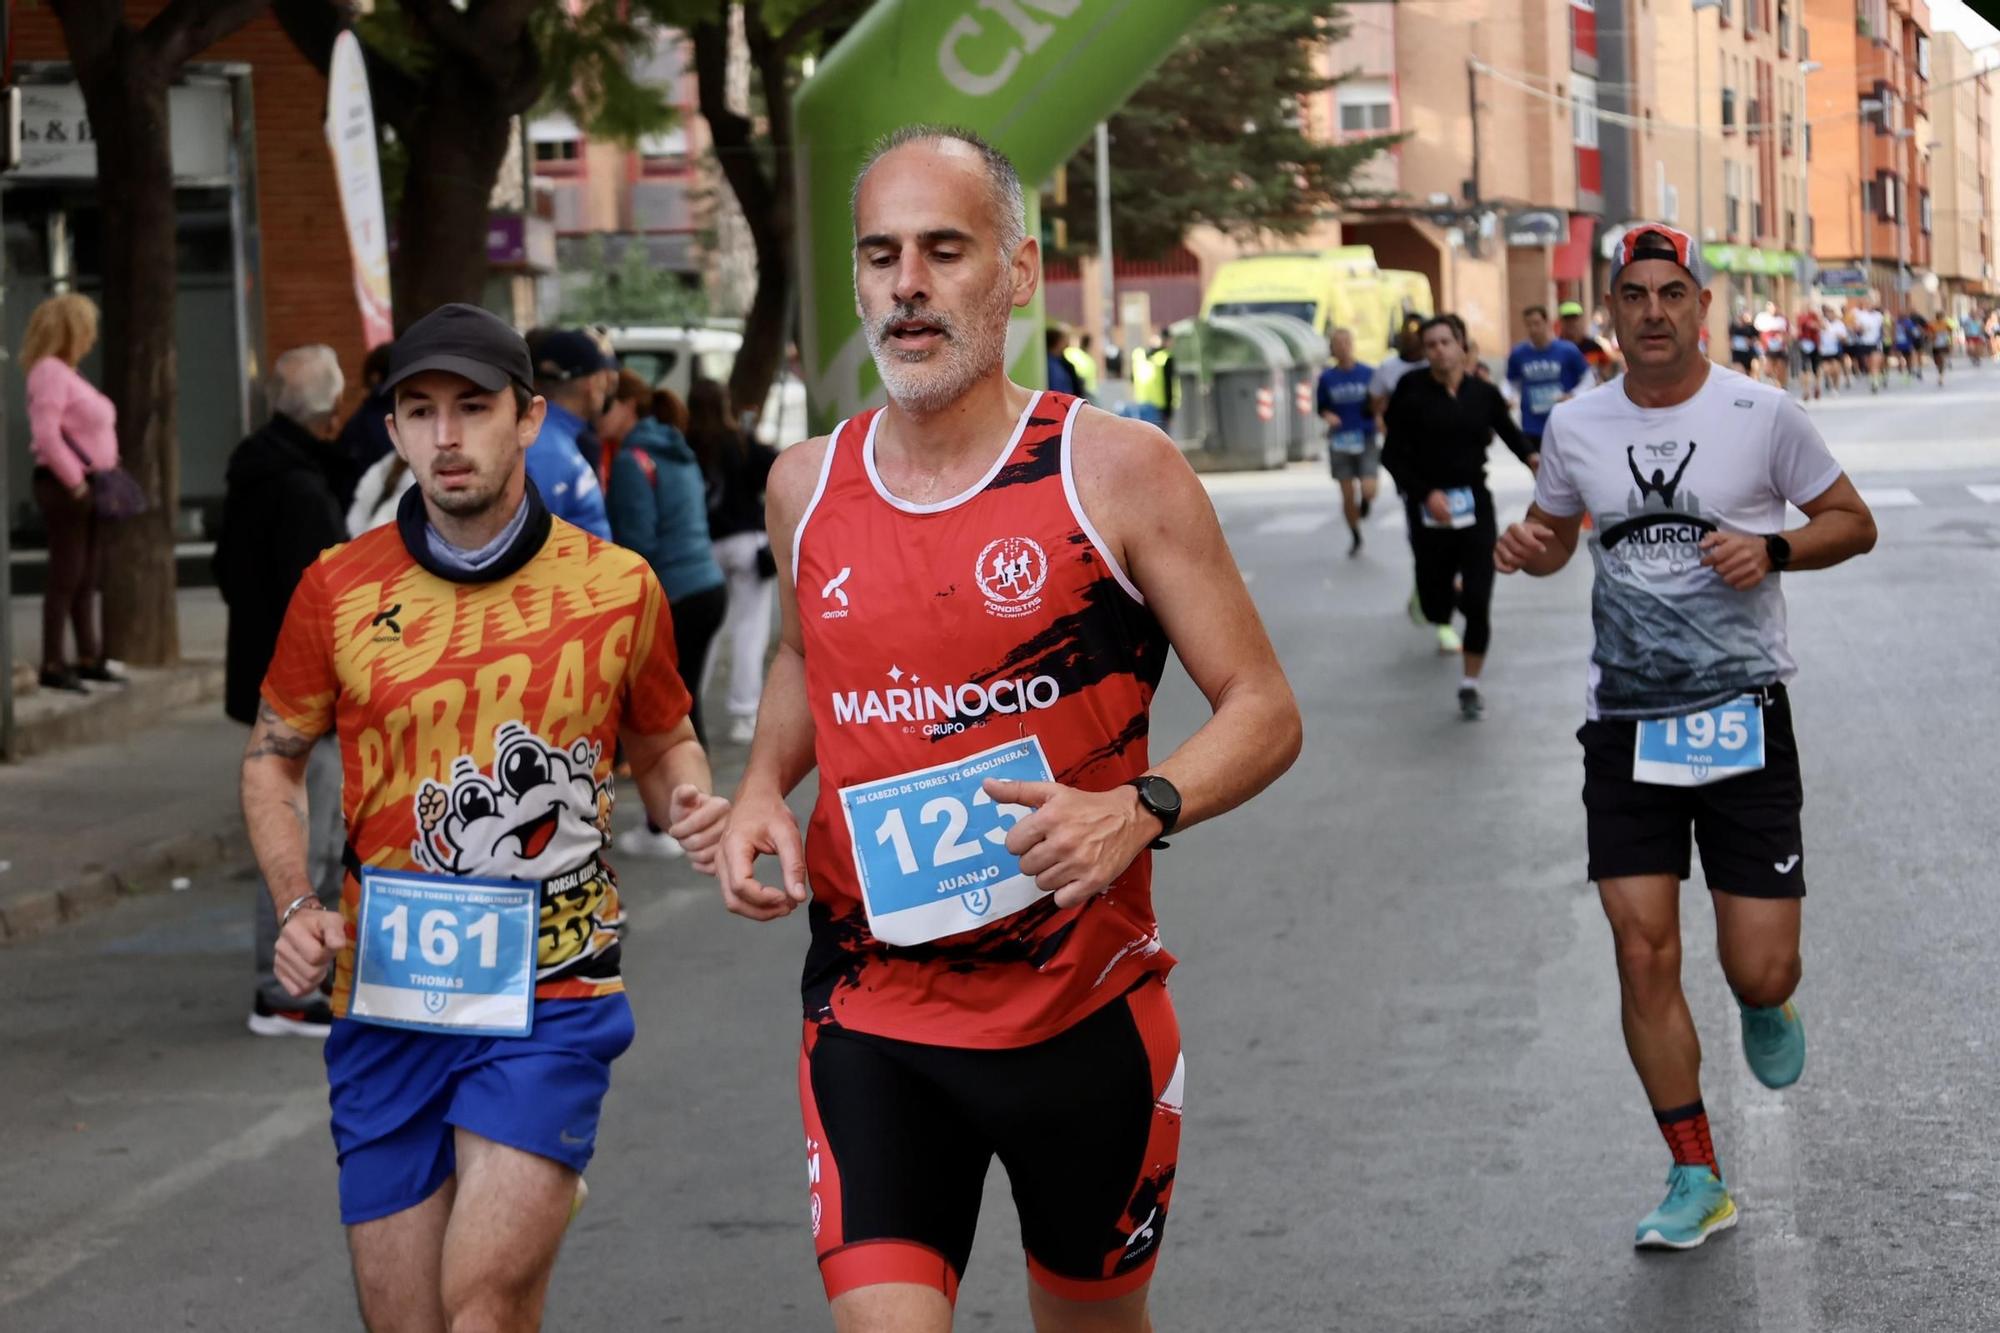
[601, 324, 808, 446]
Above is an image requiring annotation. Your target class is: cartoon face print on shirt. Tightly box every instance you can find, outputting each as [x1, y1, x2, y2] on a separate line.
[411, 721, 610, 880]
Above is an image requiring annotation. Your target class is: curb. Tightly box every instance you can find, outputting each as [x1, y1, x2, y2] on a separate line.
[0, 827, 250, 944]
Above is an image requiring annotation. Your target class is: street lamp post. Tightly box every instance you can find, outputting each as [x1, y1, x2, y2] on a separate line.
[1861, 97, 1883, 303]
[1693, 0, 1723, 246]
[1893, 126, 1916, 311]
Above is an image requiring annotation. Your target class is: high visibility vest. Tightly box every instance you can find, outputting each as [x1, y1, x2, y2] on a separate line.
[1135, 348, 1171, 408]
[1063, 346, 1098, 393]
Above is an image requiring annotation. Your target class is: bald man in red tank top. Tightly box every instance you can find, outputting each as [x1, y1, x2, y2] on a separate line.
[715, 125, 1301, 1333]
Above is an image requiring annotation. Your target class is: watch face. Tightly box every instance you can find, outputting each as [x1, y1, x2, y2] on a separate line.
[1141, 777, 1182, 815]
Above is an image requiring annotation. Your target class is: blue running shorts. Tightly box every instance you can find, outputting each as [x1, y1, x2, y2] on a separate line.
[324, 996, 635, 1225]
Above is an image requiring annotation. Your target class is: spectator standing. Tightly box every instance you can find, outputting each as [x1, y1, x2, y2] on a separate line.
[22, 293, 120, 693]
[526, 329, 615, 538]
[606, 378, 726, 862]
[1045, 326, 1084, 397]
[213, 345, 351, 1036]
[689, 377, 779, 746]
[595, 367, 653, 491]
[1063, 332, 1100, 396]
[334, 341, 395, 500]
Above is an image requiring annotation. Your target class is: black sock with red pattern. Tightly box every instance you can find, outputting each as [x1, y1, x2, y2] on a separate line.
[1655, 1100, 1719, 1177]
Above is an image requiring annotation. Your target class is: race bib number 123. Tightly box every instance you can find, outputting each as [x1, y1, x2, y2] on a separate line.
[838, 735, 1054, 947]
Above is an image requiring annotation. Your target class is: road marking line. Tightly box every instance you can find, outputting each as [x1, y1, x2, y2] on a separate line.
[1735, 1072, 1812, 1333]
[1252, 512, 1331, 536]
[1968, 484, 2000, 504]
[0, 1087, 323, 1308]
[1858, 486, 1922, 508]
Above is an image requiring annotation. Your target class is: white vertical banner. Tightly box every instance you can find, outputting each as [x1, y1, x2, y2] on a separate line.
[326, 31, 394, 347]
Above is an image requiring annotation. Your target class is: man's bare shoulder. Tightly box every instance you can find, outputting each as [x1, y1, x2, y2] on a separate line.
[767, 434, 833, 527]
[1067, 404, 1193, 491]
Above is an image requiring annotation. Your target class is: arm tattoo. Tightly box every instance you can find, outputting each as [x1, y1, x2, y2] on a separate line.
[246, 700, 317, 762]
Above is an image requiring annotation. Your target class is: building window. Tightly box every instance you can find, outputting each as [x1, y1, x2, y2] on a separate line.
[1723, 86, 1737, 132]
[1916, 33, 1930, 81]
[1726, 161, 1743, 238]
[1777, 1, 1791, 53]
[534, 139, 580, 163]
[1921, 190, 1933, 235]
[1572, 72, 1600, 146]
[1337, 79, 1394, 136]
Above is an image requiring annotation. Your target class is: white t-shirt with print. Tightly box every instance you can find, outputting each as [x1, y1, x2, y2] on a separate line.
[1852, 308, 1885, 344]
[1535, 365, 1844, 720]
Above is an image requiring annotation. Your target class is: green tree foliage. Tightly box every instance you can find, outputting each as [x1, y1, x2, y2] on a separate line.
[274, 0, 686, 324]
[561, 235, 711, 327]
[1047, 1, 1396, 261]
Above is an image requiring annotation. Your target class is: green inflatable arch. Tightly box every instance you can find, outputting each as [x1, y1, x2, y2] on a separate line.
[792, 0, 1215, 431]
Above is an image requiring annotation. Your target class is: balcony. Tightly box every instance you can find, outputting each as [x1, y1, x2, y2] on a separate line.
[1747, 98, 1764, 142]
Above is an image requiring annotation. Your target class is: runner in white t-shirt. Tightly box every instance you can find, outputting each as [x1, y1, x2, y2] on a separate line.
[1851, 303, 1887, 392]
[1493, 223, 1877, 1252]
[1815, 309, 1847, 393]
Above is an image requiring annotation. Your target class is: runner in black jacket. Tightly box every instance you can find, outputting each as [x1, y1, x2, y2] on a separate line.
[1382, 314, 1538, 719]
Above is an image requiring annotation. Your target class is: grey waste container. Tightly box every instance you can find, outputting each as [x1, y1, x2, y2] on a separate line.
[1236, 313, 1323, 462]
[1182, 317, 1290, 469]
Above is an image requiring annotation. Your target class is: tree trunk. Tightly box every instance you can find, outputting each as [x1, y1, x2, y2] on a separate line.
[694, 15, 793, 426]
[392, 64, 515, 326]
[76, 45, 181, 665]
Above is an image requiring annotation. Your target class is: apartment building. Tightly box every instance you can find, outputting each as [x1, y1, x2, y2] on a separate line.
[1326, 0, 1608, 359]
[1806, 0, 1935, 310]
[1927, 31, 1993, 312]
[529, 31, 738, 312]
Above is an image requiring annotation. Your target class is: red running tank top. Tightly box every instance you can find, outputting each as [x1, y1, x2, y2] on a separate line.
[793, 391, 1175, 1049]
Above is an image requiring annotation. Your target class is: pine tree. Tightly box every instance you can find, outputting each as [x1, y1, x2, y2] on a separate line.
[1047, 1, 1395, 261]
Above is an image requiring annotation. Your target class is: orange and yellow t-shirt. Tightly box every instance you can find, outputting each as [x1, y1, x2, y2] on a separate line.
[260, 515, 690, 1016]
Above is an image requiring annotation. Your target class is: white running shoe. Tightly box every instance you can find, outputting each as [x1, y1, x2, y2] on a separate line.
[614, 827, 684, 860]
[727, 715, 757, 745]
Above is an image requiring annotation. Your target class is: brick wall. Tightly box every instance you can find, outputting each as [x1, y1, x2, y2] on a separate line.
[13, 4, 366, 402]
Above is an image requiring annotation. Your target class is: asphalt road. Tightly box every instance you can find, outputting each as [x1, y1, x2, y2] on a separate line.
[4, 368, 1999, 1331]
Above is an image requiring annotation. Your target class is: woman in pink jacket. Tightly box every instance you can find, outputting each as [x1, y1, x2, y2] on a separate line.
[23, 293, 119, 692]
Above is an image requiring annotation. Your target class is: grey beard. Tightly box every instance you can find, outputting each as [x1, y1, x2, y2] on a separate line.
[864, 294, 1012, 414]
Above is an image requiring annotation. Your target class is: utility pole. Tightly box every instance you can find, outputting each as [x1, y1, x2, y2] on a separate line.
[1095, 121, 1115, 380]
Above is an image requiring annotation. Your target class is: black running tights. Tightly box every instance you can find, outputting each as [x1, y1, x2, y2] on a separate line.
[1410, 493, 1497, 657]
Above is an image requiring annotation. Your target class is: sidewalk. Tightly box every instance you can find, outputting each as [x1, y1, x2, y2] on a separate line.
[6, 588, 227, 759]
[1, 589, 241, 938]
[0, 702, 249, 939]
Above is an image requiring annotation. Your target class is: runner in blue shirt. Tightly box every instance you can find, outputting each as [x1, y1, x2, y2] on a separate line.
[1315, 327, 1378, 557]
[1505, 305, 1589, 451]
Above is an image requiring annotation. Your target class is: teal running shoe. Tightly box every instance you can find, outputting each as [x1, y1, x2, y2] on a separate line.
[1634, 1165, 1737, 1250]
[1740, 999, 1806, 1089]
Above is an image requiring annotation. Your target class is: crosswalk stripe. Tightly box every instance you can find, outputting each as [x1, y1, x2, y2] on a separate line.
[1969, 484, 2000, 504]
[1858, 487, 1922, 508]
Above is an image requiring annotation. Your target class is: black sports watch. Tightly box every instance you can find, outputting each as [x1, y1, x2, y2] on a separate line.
[1764, 533, 1793, 572]
[1126, 775, 1182, 849]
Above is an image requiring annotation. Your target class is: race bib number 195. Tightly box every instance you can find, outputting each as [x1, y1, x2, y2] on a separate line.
[838, 736, 1054, 947]
[1633, 696, 1766, 787]
[350, 869, 539, 1036]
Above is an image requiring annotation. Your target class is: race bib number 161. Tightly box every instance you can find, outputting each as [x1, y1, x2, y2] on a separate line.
[838, 736, 1054, 947]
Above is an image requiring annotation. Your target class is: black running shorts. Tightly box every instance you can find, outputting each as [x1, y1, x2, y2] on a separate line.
[1578, 684, 1805, 898]
[800, 978, 1183, 1306]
